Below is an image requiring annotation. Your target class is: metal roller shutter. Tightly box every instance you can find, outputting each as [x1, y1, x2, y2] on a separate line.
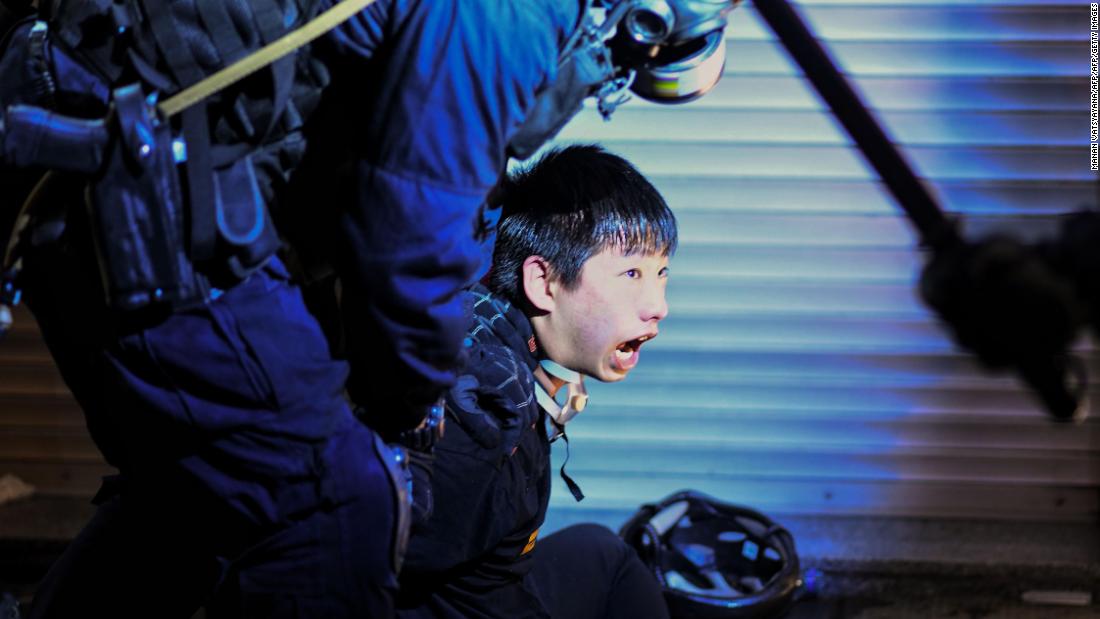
[547, 1, 1099, 524]
[0, 2, 1094, 525]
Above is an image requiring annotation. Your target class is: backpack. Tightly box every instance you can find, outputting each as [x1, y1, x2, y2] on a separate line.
[0, 0, 332, 316]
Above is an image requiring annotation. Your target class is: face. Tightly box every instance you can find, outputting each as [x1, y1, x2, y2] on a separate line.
[536, 246, 670, 382]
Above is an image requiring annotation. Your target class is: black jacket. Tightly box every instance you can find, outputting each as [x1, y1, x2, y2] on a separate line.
[397, 285, 553, 619]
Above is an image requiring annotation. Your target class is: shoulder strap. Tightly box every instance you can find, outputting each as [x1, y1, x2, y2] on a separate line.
[159, 0, 376, 117]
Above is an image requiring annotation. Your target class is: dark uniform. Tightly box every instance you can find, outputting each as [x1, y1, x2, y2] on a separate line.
[0, 0, 589, 616]
[396, 285, 670, 619]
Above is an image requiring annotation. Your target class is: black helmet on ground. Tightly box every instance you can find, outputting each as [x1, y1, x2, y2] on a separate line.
[620, 490, 802, 619]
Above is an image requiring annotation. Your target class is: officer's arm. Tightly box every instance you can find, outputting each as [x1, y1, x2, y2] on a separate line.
[324, 0, 561, 435]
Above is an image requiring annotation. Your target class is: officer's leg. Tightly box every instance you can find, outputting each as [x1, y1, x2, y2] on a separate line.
[529, 523, 670, 619]
[172, 260, 401, 618]
[205, 420, 402, 618]
[23, 248, 401, 617]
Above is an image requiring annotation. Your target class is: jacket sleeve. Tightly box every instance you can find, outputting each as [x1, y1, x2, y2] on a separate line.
[318, 0, 569, 429]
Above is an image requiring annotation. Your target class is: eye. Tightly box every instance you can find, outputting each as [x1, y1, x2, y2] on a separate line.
[625, 269, 641, 279]
[658, 266, 670, 278]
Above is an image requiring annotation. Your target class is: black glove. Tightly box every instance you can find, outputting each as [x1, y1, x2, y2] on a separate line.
[920, 236, 1086, 420]
[446, 375, 506, 450]
[920, 236, 1081, 369]
[447, 368, 536, 458]
[1046, 210, 1100, 334]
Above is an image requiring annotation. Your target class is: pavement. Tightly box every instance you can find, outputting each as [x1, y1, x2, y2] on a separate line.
[544, 507, 1100, 618]
[2, 496, 1099, 618]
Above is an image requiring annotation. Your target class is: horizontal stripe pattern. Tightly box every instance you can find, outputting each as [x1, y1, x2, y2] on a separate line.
[547, 1, 1099, 523]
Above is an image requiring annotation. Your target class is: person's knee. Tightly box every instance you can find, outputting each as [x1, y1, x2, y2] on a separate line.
[545, 524, 668, 619]
[557, 523, 618, 546]
[555, 523, 636, 567]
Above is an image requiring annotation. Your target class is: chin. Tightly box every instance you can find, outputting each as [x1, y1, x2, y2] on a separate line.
[597, 368, 629, 383]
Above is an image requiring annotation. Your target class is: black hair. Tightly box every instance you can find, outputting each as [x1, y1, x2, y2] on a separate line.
[487, 144, 678, 305]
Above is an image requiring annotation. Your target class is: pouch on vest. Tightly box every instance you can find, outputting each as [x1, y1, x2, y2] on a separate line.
[210, 153, 280, 284]
[0, 87, 283, 311]
[1, 0, 337, 316]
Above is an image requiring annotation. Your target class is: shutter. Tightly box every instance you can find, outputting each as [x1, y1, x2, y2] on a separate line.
[548, 1, 1099, 524]
[0, 306, 112, 497]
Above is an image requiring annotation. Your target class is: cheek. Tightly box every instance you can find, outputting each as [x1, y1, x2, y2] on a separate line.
[561, 287, 621, 364]
[573, 310, 617, 360]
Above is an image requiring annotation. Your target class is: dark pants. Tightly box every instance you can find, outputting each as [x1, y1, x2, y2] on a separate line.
[529, 524, 671, 619]
[22, 249, 402, 618]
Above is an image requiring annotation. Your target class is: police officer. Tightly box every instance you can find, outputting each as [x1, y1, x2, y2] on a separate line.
[0, 0, 740, 617]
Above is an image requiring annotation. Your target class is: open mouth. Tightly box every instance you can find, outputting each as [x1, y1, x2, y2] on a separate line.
[614, 333, 655, 371]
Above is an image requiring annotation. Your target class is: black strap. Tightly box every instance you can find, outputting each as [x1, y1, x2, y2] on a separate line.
[556, 429, 585, 502]
[252, 0, 285, 44]
[195, 2, 276, 144]
[140, 0, 204, 89]
[142, 0, 216, 261]
[195, 1, 248, 66]
[251, 0, 295, 140]
[180, 105, 216, 262]
[126, 47, 176, 94]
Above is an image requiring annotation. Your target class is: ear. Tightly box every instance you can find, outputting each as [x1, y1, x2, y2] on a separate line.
[522, 255, 555, 313]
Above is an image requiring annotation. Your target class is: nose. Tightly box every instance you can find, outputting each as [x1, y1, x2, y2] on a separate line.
[641, 281, 669, 323]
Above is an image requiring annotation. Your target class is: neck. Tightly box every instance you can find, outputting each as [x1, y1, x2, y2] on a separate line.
[533, 364, 566, 398]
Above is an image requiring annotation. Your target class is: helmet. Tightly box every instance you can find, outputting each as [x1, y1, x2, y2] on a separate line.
[619, 490, 802, 619]
[603, 0, 742, 103]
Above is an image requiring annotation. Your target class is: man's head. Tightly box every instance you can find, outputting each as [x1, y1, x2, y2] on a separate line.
[488, 144, 677, 382]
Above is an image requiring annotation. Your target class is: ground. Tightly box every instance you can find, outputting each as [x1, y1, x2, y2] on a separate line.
[3, 497, 1099, 617]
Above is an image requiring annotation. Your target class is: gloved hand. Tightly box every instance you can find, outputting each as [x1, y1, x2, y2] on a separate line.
[448, 375, 538, 459]
[446, 374, 507, 450]
[920, 236, 1086, 420]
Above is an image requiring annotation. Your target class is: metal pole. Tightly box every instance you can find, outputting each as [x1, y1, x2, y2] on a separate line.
[751, 0, 960, 249]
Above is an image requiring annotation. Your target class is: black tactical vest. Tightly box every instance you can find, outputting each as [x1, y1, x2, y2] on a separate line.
[2, 0, 331, 312]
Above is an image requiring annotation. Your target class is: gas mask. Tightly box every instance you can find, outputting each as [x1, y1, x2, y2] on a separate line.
[534, 359, 588, 442]
[507, 0, 741, 160]
[604, 0, 741, 103]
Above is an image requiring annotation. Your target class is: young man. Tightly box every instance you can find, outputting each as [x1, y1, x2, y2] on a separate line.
[396, 144, 676, 619]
